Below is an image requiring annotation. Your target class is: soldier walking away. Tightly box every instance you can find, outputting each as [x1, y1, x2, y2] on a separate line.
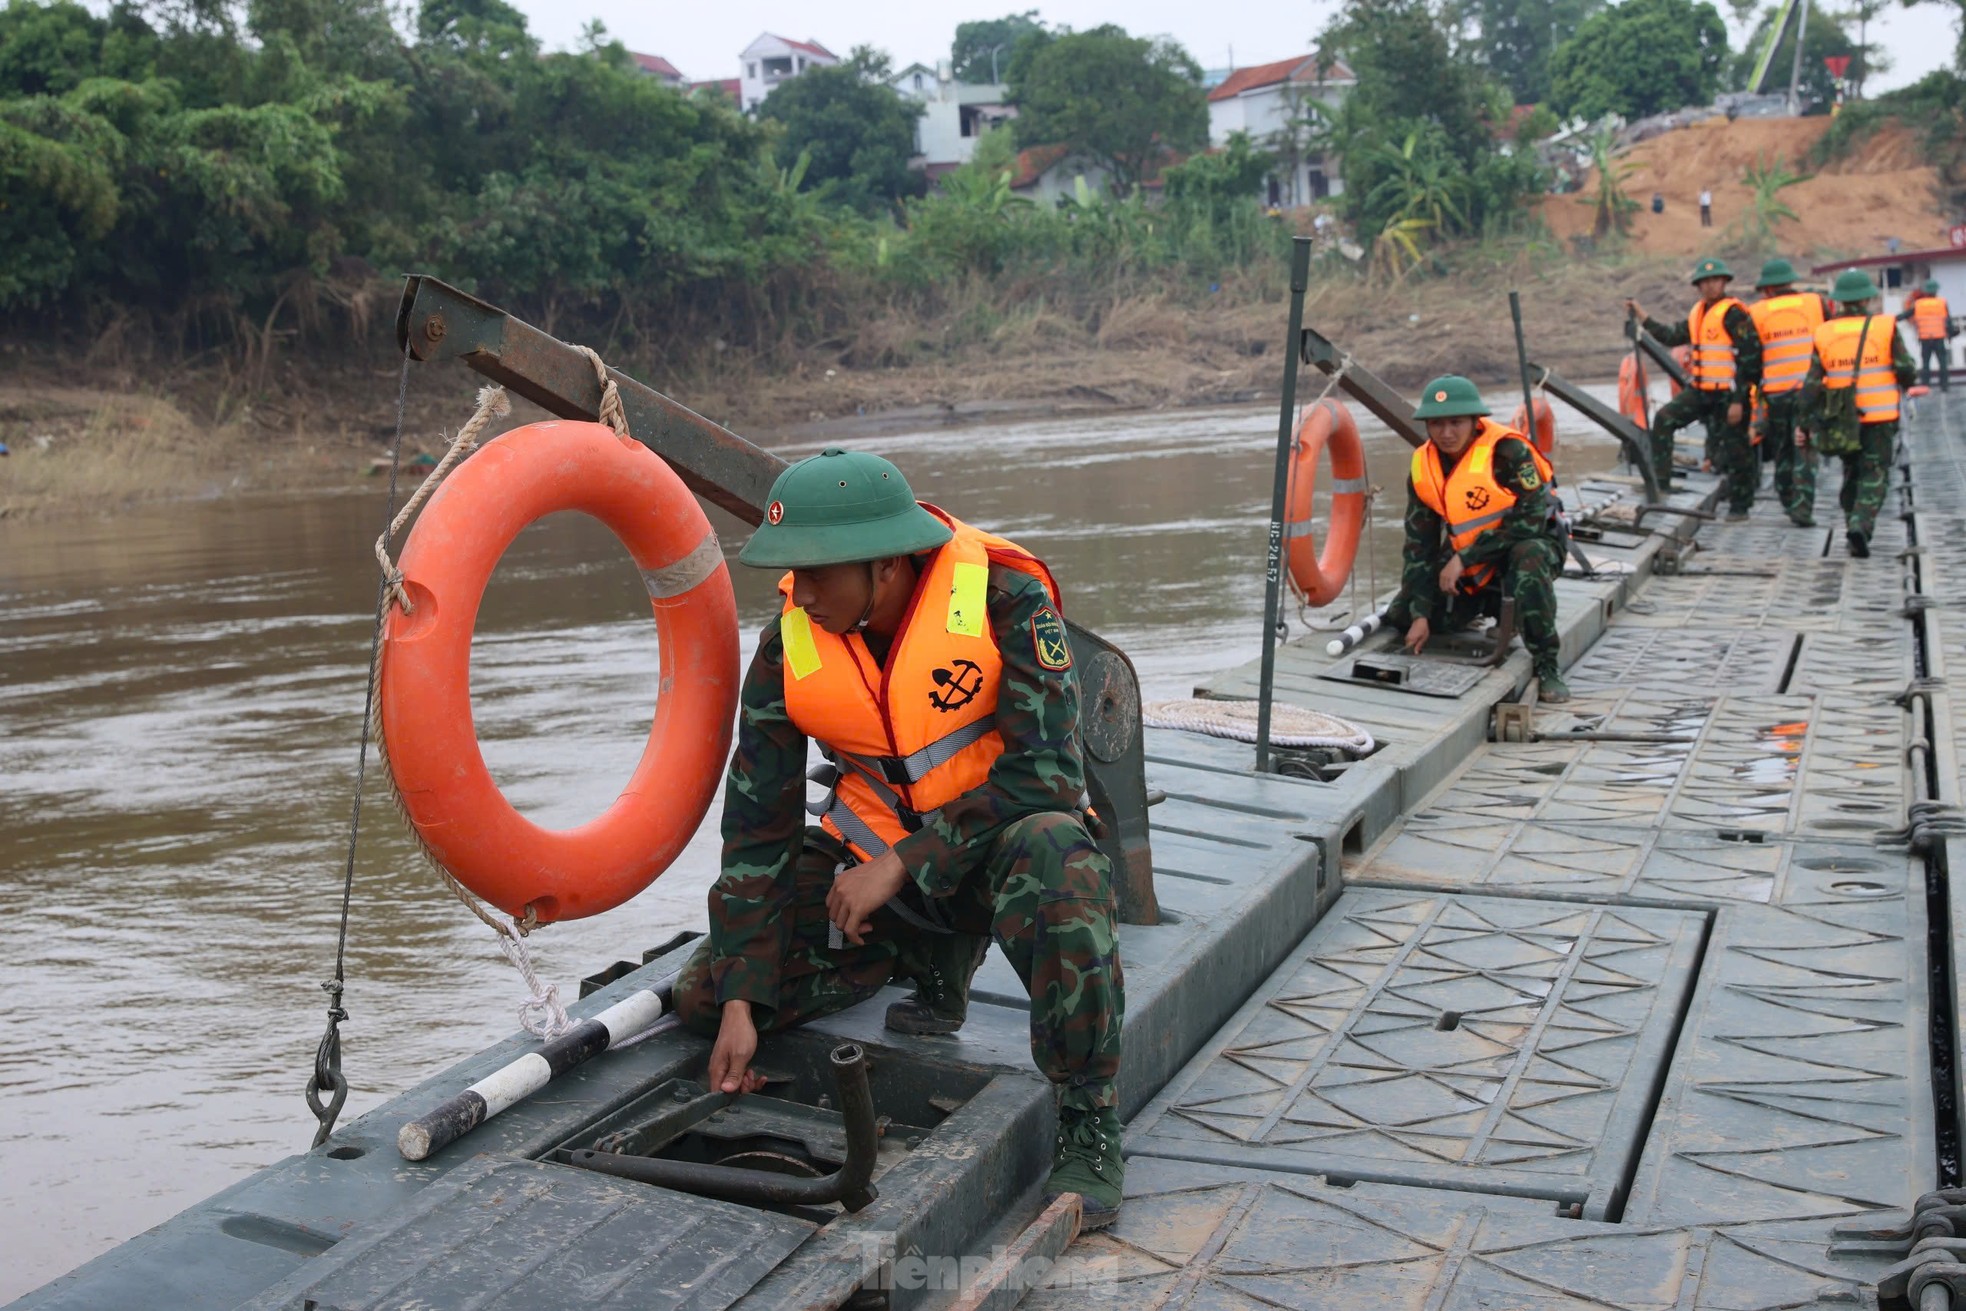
[1897, 277, 1953, 392]
[1748, 258, 1832, 527]
[670, 448, 1128, 1228]
[1625, 257, 1764, 516]
[1699, 187, 1713, 227]
[1387, 376, 1572, 703]
[1801, 270, 1918, 558]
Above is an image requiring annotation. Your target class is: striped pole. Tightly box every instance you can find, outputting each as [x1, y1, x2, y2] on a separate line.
[396, 985, 671, 1161]
[1325, 607, 1388, 658]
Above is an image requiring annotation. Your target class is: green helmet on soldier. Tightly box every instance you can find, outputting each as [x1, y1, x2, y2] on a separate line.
[1411, 375, 1491, 420]
[1830, 269, 1880, 304]
[1926, 278, 1942, 294]
[1689, 256, 1733, 284]
[1754, 257, 1798, 288]
[738, 448, 953, 569]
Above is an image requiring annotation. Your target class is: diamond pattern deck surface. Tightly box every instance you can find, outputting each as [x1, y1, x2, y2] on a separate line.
[1129, 890, 1702, 1219]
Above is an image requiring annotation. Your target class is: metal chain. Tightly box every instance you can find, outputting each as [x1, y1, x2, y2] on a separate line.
[306, 341, 415, 1148]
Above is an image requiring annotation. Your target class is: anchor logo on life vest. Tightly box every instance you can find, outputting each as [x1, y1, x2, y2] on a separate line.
[1464, 486, 1491, 511]
[929, 659, 984, 712]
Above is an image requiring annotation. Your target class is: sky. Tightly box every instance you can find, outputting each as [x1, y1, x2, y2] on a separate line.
[511, 0, 1958, 95]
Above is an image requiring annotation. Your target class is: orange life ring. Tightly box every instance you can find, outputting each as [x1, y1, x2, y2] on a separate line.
[1508, 396, 1556, 458]
[378, 420, 740, 925]
[1668, 344, 1692, 397]
[1618, 355, 1650, 429]
[1284, 399, 1365, 606]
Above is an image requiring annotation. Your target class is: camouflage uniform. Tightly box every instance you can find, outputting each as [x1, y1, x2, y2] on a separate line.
[1642, 306, 1764, 510]
[1387, 433, 1565, 674]
[1760, 390, 1816, 523]
[672, 564, 1125, 1110]
[1799, 317, 1919, 541]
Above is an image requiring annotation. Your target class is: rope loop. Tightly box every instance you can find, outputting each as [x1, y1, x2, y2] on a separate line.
[573, 345, 632, 440]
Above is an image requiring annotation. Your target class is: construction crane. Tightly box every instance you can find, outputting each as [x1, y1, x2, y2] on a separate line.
[1745, 0, 1811, 115]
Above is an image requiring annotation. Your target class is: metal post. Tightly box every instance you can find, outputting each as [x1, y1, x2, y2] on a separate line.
[1256, 238, 1313, 774]
[1509, 291, 1537, 437]
[1788, 0, 1810, 115]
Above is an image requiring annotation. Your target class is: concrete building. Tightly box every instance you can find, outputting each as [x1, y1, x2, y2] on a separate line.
[628, 53, 685, 87]
[889, 65, 1015, 178]
[737, 34, 838, 113]
[1205, 54, 1355, 206]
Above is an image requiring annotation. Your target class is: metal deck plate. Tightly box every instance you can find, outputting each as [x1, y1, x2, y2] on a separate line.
[1127, 890, 1703, 1220]
[1564, 627, 1798, 693]
[249, 1156, 814, 1311]
[1025, 1156, 1891, 1311]
[1318, 654, 1489, 699]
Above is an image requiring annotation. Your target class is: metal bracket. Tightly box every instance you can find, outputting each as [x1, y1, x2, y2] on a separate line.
[1493, 700, 1535, 743]
[393, 275, 1157, 923]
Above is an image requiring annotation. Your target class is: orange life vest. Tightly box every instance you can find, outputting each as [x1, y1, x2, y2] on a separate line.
[1814, 315, 1902, 424]
[1689, 296, 1747, 391]
[777, 507, 1060, 862]
[1749, 292, 1826, 395]
[1915, 294, 1951, 341]
[1409, 419, 1556, 594]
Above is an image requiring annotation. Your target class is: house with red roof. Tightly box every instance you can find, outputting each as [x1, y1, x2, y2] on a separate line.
[739, 34, 840, 112]
[1206, 54, 1355, 206]
[628, 53, 685, 87]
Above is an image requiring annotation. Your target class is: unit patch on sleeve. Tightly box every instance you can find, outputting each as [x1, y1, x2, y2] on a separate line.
[1030, 606, 1073, 671]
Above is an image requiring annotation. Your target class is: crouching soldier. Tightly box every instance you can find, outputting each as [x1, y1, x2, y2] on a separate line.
[671, 448, 1128, 1227]
[1390, 376, 1571, 703]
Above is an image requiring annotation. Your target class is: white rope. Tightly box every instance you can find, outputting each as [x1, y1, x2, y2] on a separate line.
[373, 385, 511, 614]
[1142, 698, 1375, 755]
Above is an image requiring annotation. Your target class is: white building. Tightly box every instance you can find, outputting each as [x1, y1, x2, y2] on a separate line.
[889, 64, 1015, 177]
[1206, 55, 1355, 206]
[738, 34, 839, 113]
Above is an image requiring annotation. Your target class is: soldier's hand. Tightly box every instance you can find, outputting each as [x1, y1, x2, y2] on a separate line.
[827, 852, 908, 946]
[1796, 428, 1810, 449]
[1624, 299, 1644, 321]
[1726, 401, 1744, 427]
[709, 1000, 766, 1096]
[1438, 554, 1466, 593]
[1404, 617, 1431, 655]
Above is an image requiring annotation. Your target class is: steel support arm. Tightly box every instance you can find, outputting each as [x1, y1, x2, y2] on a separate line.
[391, 275, 1157, 924]
[1526, 362, 1662, 503]
[1626, 320, 1694, 391]
[1299, 326, 1427, 448]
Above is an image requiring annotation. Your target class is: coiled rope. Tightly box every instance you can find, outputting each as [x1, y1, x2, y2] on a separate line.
[1142, 698, 1375, 755]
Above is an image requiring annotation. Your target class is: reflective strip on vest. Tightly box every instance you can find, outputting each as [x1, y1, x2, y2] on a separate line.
[837, 715, 999, 788]
[1916, 296, 1950, 340]
[1751, 294, 1823, 395]
[947, 561, 988, 638]
[782, 607, 823, 680]
[1817, 315, 1902, 423]
[1689, 298, 1743, 391]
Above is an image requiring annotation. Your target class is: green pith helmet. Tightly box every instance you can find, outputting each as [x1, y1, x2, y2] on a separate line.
[1689, 256, 1733, 284]
[738, 448, 953, 569]
[1412, 375, 1491, 420]
[1755, 257, 1798, 288]
[1926, 278, 1942, 294]
[1830, 269, 1880, 304]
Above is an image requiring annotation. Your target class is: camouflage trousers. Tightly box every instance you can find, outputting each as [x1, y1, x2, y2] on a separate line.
[1651, 387, 1755, 513]
[1761, 392, 1816, 522]
[1398, 537, 1564, 674]
[1832, 421, 1898, 539]
[673, 815, 1125, 1109]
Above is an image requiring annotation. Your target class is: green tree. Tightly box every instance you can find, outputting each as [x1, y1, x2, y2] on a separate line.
[951, 11, 1044, 83]
[1548, 0, 1729, 120]
[1728, 2, 1857, 111]
[1464, 0, 1606, 104]
[756, 51, 924, 215]
[1006, 24, 1206, 196]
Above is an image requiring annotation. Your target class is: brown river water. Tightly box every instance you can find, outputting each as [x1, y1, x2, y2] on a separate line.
[0, 397, 1623, 1299]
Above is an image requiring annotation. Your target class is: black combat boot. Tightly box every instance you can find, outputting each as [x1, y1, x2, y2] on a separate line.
[1848, 528, 1871, 559]
[885, 933, 988, 1036]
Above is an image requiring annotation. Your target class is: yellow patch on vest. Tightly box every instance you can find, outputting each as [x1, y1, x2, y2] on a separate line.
[946, 561, 988, 638]
[781, 607, 822, 681]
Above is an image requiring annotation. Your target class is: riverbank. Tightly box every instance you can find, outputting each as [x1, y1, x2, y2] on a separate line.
[0, 252, 1692, 519]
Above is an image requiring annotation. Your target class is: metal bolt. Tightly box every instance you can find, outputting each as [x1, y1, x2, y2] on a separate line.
[673, 1086, 692, 1103]
[423, 314, 447, 344]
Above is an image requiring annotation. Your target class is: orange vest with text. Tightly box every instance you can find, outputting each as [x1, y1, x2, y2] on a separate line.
[777, 507, 1061, 861]
[1409, 419, 1556, 594]
[1813, 315, 1902, 424]
[1689, 296, 1747, 391]
[1915, 294, 1951, 341]
[1749, 292, 1825, 395]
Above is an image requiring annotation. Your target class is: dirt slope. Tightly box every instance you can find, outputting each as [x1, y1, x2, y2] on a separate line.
[1537, 116, 1944, 262]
